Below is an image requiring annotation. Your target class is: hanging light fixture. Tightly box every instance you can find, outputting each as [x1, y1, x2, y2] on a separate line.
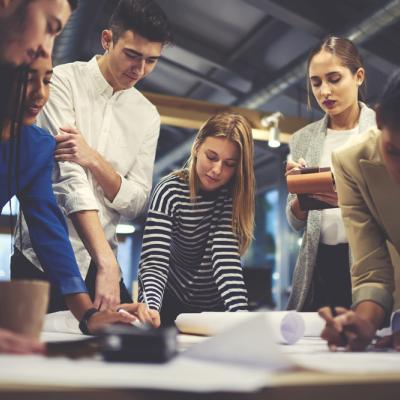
[260, 112, 283, 148]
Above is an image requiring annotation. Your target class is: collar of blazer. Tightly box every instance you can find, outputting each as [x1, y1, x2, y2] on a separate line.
[359, 131, 400, 252]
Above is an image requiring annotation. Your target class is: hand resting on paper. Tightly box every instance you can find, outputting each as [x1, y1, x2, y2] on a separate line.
[117, 304, 160, 329]
[87, 303, 160, 334]
[319, 307, 376, 351]
[0, 328, 44, 355]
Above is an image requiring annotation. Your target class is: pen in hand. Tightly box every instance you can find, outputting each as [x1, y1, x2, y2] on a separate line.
[330, 306, 348, 347]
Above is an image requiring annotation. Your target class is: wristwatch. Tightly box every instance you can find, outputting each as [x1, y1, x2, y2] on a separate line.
[79, 308, 99, 335]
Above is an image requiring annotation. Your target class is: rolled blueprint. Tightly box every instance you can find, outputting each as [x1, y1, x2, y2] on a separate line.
[175, 311, 306, 345]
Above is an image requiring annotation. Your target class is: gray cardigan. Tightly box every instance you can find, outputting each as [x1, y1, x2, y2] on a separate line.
[286, 102, 376, 311]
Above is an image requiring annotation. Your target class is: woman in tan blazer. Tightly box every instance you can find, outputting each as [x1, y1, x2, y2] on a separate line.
[320, 69, 400, 351]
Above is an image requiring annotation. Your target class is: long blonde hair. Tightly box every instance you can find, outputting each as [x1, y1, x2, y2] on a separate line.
[176, 112, 255, 254]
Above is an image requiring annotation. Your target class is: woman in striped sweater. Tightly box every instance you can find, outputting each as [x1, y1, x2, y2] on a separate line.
[139, 112, 255, 326]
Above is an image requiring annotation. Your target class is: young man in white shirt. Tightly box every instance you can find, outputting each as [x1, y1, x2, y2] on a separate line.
[12, 0, 172, 316]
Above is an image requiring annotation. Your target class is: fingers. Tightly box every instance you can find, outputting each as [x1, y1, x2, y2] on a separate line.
[149, 310, 161, 328]
[117, 303, 160, 328]
[59, 126, 79, 135]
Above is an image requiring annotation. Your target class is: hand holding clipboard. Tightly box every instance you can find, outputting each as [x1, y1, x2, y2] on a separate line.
[286, 165, 338, 211]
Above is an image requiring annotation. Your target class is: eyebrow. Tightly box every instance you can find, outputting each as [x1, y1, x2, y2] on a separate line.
[310, 71, 341, 80]
[28, 69, 54, 75]
[124, 48, 160, 60]
[206, 149, 238, 161]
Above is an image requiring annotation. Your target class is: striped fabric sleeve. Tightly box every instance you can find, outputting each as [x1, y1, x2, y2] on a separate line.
[211, 212, 248, 311]
[138, 179, 175, 311]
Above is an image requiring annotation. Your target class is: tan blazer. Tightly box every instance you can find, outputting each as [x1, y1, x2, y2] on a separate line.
[332, 127, 400, 315]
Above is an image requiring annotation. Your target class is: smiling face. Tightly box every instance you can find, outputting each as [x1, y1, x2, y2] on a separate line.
[195, 136, 239, 192]
[99, 29, 162, 91]
[23, 55, 52, 125]
[2, 0, 71, 65]
[309, 50, 364, 118]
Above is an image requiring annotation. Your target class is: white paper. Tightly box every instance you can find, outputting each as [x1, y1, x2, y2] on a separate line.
[43, 311, 81, 334]
[0, 354, 270, 392]
[183, 314, 294, 370]
[175, 311, 305, 344]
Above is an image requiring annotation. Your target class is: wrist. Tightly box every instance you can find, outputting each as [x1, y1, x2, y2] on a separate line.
[79, 308, 99, 335]
[87, 149, 101, 171]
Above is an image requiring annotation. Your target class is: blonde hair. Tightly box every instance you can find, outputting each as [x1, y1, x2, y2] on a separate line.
[176, 112, 255, 254]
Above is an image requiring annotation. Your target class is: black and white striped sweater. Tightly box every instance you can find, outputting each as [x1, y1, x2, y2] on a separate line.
[138, 173, 248, 312]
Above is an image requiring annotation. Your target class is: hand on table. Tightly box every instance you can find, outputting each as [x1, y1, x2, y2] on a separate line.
[319, 306, 377, 351]
[87, 303, 161, 334]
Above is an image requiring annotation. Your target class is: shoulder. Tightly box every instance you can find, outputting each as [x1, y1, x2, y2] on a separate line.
[290, 117, 325, 149]
[53, 60, 87, 78]
[126, 88, 159, 120]
[333, 127, 380, 170]
[21, 125, 55, 151]
[150, 173, 189, 212]
[20, 125, 55, 170]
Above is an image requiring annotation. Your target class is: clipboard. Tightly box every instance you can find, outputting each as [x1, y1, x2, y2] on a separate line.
[286, 167, 337, 211]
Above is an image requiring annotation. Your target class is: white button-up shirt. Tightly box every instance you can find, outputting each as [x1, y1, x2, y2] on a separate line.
[17, 56, 160, 277]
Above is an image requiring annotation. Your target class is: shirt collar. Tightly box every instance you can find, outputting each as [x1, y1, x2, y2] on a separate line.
[87, 55, 114, 98]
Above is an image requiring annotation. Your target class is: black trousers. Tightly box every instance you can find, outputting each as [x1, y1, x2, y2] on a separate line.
[303, 243, 351, 312]
[160, 289, 225, 327]
[10, 248, 132, 313]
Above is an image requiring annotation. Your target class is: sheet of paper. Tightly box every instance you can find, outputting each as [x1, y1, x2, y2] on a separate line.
[175, 311, 306, 344]
[182, 313, 295, 370]
[43, 311, 81, 334]
[0, 354, 270, 393]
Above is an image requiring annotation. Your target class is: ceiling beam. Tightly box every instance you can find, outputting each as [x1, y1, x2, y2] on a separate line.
[143, 91, 308, 143]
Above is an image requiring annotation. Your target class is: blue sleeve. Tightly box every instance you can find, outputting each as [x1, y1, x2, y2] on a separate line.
[17, 140, 87, 296]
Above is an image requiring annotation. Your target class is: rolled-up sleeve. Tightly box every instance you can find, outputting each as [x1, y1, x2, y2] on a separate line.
[332, 151, 394, 315]
[104, 114, 160, 219]
[37, 69, 99, 216]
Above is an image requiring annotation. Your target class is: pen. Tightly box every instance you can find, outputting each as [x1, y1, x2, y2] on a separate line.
[330, 306, 348, 346]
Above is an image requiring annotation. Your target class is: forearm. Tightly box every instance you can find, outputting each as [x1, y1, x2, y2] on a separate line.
[354, 300, 386, 330]
[88, 152, 121, 202]
[64, 292, 95, 321]
[69, 210, 117, 269]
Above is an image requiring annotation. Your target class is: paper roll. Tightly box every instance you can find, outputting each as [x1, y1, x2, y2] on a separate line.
[175, 311, 306, 345]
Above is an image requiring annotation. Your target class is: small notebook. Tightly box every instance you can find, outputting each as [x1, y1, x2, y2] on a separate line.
[286, 167, 336, 210]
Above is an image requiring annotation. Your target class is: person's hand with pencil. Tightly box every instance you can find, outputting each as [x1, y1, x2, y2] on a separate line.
[319, 300, 392, 351]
